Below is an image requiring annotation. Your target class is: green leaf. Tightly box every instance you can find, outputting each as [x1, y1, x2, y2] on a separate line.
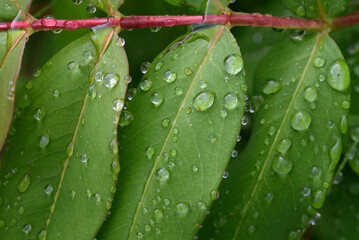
[0, 30, 26, 149]
[85, 0, 124, 14]
[0, 0, 32, 19]
[0, 28, 128, 239]
[330, 26, 359, 174]
[199, 32, 350, 239]
[282, 0, 349, 18]
[163, 0, 231, 13]
[311, 166, 359, 240]
[97, 25, 246, 239]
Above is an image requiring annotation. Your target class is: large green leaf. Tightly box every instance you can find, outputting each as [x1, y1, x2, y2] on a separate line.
[0, 28, 128, 239]
[85, 0, 124, 14]
[0, 30, 26, 149]
[97, 25, 246, 239]
[0, 0, 32, 19]
[199, 32, 350, 239]
[310, 166, 359, 240]
[282, 0, 349, 18]
[164, 0, 231, 13]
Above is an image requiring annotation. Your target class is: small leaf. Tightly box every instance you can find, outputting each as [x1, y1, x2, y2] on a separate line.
[0, 0, 32, 19]
[311, 166, 359, 240]
[282, 0, 349, 18]
[0, 28, 128, 239]
[199, 32, 350, 239]
[0, 30, 26, 149]
[164, 0, 231, 13]
[97, 25, 246, 239]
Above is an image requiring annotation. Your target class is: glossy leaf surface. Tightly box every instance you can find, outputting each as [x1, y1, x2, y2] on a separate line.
[164, 0, 231, 13]
[0, 0, 31, 19]
[98, 25, 246, 239]
[0, 28, 128, 239]
[282, 0, 349, 18]
[0, 30, 26, 149]
[199, 32, 350, 239]
[311, 167, 359, 240]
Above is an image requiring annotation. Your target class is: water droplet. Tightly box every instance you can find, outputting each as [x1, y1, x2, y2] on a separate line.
[327, 59, 350, 92]
[44, 185, 54, 195]
[154, 209, 164, 221]
[39, 134, 50, 148]
[67, 61, 79, 74]
[117, 37, 125, 47]
[290, 110, 311, 131]
[313, 57, 326, 68]
[119, 111, 133, 127]
[150, 92, 164, 106]
[109, 139, 118, 154]
[265, 192, 274, 205]
[295, 5, 306, 16]
[224, 54, 243, 75]
[185, 67, 193, 75]
[210, 190, 219, 200]
[104, 73, 119, 89]
[72, 0, 82, 5]
[329, 138, 342, 171]
[112, 99, 124, 112]
[156, 168, 169, 182]
[291, 29, 306, 41]
[277, 138, 292, 155]
[231, 150, 238, 158]
[313, 189, 326, 208]
[145, 146, 155, 159]
[342, 100, 350, 110]
[197, 201, 206, 210]
[223, 93, 239, 110]
[175, 87, 183, 95]
[248, 225, 255, 233]
[33, 107, 46, 121]
[18, 174, 31, 193]
[140, 62, 150, 74]
[301, 186, 311, 196]
[263, 80, 282, 95]
[340, 115, 348, 134]
[222, 171, 229, 178]
[18, 94, 32, 108]
[272, 154, 292, 174]
[185, 106, 191, 114]
[94, 70, 103, 82]
[140, 79, 152, 91]
[94, 193, 102, 202]
[87, 3, 96, 13]
[192, 165, 198, 173]
[53, 89, 60, 97]
[174, 202, 189, 216]
[67, 190, 75, 200]
[163, 70, 177, 83]
[18, 206, 25, 215]
[304, 86, 318, 102]
[220, 110, 228, 118]
[198, 81, 207, 89]
[162, 118, 170, 127]
[22, 224, 32, 234]
[154, 61, 163, 71]
[193, 91, 215, 111]
[127, 88, 137, 101]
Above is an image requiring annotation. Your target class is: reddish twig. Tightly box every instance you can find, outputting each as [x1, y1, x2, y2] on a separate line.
[1, 11, 359, 32]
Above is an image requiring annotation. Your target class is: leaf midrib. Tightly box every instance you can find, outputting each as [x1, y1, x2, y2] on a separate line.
[232, 31, 326, 240]
[127, 26, 226, 239]
[42, 30, 115, 239]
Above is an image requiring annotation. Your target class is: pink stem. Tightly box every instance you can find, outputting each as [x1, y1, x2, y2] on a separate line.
[0, 12, 358, 32]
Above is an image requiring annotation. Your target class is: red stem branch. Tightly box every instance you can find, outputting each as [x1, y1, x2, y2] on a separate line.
[0, 12, 358, 32]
